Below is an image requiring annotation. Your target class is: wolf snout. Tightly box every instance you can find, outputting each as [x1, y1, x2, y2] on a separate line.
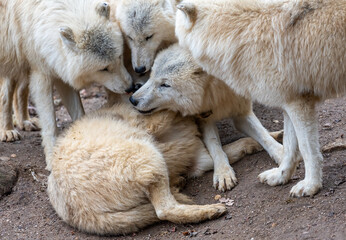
[125, 83, 135, 94]
[129, 96, 139, 106]
[134, 66, 146, 74]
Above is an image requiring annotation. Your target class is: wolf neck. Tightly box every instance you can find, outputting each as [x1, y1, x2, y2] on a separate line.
[201, 76, 230, 117]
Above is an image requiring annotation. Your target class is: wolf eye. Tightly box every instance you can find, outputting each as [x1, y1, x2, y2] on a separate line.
[100, 67, 108, 72]
[127, 36, 133, 41]
[160, 83, 171, 88]
[145, 34, 154, 41]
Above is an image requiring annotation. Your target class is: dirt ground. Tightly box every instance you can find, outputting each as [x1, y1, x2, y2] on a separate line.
[0, 86, 345, 240]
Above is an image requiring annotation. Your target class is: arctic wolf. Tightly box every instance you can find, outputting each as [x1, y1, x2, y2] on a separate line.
[48, 103, 268, 235]
[0, 0, 132, 169]
[175, 0, 346, 196]
[131, 44, 284, 191]
[0, 77, 40, 141]
[116, 0, 176, 74]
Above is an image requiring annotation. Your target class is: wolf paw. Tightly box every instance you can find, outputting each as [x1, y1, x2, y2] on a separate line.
[0, 129, 22, 142]
[206, 203, 227, 219]
[258, 168, 290, 186]
[16, 118, 40, 131]
[213, 166, 237, 192]
[289, 179, 322, 197]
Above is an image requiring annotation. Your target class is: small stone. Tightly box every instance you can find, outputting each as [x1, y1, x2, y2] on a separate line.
[271, 222, 277, 228]
[214, 194, 222, 200]
[0, 157, 10, 161]
[10, 154, 17, 158]
[322, 123, 332, 130]
[273, 120, 279, 123]
[225, 214, 232, 220]
[54, 99, 62, 107]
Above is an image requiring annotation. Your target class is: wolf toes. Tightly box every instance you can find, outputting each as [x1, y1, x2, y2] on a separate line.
[258, 168, 290, 186]
[18, 118, 41, 131]
[289, 179, 322, 197]
[0, 130, 22, 142]
[213, 167, 237, 192]
[207, 204, 227, 219]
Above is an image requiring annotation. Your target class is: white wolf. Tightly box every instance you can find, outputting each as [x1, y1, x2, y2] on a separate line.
[0, 0, 133, 169]
[116, 0, 176, 74]
[48, 103, 269, 235]
[175, 0, 346, 196]
[130, 44, 284, 191]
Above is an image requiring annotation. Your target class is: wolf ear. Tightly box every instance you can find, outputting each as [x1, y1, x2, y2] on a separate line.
[161, 0, 174, 13]
[177, 3, 196, 26]
[60, 27, 79, 52]
[96, 2, 110, 19]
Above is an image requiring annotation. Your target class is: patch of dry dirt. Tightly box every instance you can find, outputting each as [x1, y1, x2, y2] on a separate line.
[0, 87, 345, 240]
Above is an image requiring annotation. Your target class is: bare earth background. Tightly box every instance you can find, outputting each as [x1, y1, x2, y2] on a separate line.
[0, 85, 345, 240]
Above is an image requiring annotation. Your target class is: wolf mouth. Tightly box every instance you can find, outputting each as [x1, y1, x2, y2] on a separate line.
[137, 108, 157, 114]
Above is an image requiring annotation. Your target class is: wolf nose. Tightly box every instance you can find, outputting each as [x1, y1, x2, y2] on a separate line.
[135, 66, 146, 74]
[133, 83, 143, 92]
[125, 84, 135, 94]
[129, 96, 139, 106]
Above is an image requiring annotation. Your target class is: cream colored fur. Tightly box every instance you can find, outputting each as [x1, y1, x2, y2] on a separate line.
[131, 44, 284, 191]
[0, 0, 133, 169]
[175, 0, 346, 196]
[48, 103, 269, 235]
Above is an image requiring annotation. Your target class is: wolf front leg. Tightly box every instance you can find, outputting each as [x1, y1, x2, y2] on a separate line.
[13, 76, 40, 131]
[0, 77, 21, 142]
[233, 111, 284, 165]
[30, 71, 58, 170]
[54, 78, 84, 121]
[201, 119, 237, 191]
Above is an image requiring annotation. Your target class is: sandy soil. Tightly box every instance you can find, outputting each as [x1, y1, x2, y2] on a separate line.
[0, 86, 345, 240]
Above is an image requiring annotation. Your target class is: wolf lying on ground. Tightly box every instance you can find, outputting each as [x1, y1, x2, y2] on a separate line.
[175, 0, 346, 196]
[47, 102, 274, 235]
[131, 44, 284, 191]
[0, 0, 132, 169]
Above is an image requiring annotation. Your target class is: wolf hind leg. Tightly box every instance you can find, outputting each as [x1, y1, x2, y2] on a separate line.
[149, 175, 226, 223]
[13, 77, 40, 131]
[0, 77, 21, 142]
[233, 111, 284, 165]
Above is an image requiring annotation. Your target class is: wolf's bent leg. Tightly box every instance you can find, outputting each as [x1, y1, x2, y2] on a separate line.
[233, 111, 284, 165]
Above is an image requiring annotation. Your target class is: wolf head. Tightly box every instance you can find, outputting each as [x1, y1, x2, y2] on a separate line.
[57, 1, 132, 93]
[116, 0, 176, 74]
[130, 44, 210, 116]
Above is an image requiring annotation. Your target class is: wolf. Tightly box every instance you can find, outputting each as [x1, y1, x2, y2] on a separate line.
[116, 0, 176, 74]
[47, 102, 271, 235]
[130, 44, 284, 191]
[0, 0, 133, 169]
[175, 0, 346, 196]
